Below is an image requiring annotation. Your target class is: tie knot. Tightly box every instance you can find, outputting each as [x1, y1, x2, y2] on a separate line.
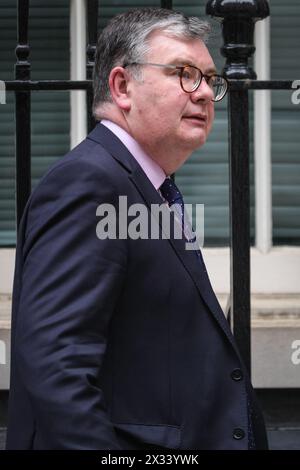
[159, 177, 183, 206]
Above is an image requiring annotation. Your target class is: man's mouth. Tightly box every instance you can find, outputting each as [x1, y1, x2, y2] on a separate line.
[183, 114, 207, 124]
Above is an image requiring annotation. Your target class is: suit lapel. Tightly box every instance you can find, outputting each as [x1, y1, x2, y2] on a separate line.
[130, 165, 239, 351]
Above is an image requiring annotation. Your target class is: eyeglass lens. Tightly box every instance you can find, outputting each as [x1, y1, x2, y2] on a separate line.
[181, 66, 227, 101]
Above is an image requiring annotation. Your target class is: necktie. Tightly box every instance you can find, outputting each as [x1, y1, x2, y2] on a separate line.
[159, 177, 196, 243]
[159, 177, 206, 269]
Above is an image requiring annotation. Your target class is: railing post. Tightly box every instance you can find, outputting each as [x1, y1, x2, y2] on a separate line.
[206, 0, 269, 375]
[15, 0, 31, 229]
[86, 0, 98, 133]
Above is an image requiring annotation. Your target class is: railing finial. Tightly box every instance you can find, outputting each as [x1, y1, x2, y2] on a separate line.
[206, 0, 270, 79]
[15, 0, 30, 75]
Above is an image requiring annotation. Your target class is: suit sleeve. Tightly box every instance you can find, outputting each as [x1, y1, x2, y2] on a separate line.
[14, 160, 126, 449]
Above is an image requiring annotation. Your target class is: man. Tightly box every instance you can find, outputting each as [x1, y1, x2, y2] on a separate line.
[6, 8, 268, 450]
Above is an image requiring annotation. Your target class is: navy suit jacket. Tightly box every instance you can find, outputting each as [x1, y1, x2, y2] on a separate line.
[6, 124, 268, 450]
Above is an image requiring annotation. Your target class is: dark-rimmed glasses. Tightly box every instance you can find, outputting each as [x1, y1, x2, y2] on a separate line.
[123, 62, 228, 102]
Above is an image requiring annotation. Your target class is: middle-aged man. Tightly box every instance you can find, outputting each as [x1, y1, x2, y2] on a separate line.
[6, 8, 268, 450]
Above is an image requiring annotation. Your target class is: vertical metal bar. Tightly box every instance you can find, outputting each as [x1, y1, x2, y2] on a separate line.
[160, 0, 173, 8]
[228, 90, 251, 374]
[15, 0, 31, 229]
[86, 0, 98, 133]
[206, 0, 269, 376]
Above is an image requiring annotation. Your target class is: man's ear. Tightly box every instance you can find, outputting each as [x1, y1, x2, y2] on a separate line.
[109, 67, 131, 111]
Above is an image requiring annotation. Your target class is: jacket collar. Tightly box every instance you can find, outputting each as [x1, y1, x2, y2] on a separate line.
[87, 122, 140, 174]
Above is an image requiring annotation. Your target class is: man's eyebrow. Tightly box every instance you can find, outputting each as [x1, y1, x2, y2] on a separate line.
[167, 58, 194, 67]
[167, 58, 217, 74]
[204, 66, 218, 75]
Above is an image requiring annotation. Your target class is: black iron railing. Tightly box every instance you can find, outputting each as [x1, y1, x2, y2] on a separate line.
[207, 0, 269, 375]
[14, 0, 31, 229]
[3, 0, 297, 375]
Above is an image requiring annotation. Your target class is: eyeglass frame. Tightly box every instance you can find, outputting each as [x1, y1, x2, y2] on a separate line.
[123, 62, 228, 102]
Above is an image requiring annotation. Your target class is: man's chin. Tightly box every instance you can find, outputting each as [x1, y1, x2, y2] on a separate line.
[184, 132, 207, 151]
[181, 123, 208, 143]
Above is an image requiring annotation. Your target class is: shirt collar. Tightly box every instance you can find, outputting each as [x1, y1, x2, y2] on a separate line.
[101, 119, 166, 191]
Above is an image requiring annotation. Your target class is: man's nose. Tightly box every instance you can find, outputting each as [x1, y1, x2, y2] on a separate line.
[190, 77, 214, 103]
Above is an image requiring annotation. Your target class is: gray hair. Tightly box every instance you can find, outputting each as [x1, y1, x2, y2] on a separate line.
[92, 7, 211, 119]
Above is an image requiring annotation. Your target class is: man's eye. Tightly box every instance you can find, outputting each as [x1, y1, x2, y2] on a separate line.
[182, 71, 192, 79]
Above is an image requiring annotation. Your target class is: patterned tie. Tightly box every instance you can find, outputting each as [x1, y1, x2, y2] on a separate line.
[159, 177, 207, 271]
[159, 177, 196, 243]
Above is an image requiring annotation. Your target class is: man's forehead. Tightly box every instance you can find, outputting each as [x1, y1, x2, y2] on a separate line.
[147, 32, 216, 71]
